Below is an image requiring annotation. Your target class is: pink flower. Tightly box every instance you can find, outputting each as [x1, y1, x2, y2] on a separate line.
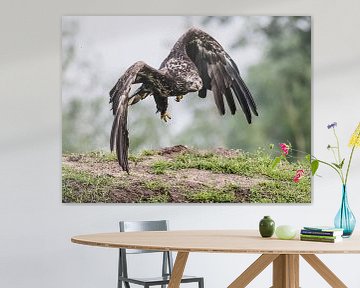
[293, 169, 305, 183]
[279, 143, 289, 155]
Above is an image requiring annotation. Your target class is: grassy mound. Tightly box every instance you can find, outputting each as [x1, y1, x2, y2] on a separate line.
[62, 146, 311, 203]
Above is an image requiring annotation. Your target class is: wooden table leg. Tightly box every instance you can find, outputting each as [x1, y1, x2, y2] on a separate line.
[228, 254, 279, 288]
[168, 252, 189, 288]
[272, 254, 299, 288]
[301, 254, 347, 288]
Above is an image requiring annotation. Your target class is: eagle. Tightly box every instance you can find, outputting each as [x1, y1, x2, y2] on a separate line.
[109, 27, 258, 172]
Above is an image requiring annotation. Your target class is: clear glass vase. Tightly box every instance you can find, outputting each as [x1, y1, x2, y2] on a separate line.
[334, 185, 356, 237]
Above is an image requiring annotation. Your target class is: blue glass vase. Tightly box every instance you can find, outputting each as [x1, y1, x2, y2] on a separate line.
[334, 185, 356, 237]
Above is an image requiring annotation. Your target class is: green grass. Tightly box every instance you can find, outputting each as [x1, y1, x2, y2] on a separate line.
[186, 186, 237, 203]
[151, 160, 169, 174]
[128, 154, 144, 164]
[128, 149, 158, 164]
[148, 149, 311, 203]
[70, 150, 156, 164]
[140, 193, 171, 203]
[150, 149, 308, 181]
[62, 165, 115, 203]
[141, 149, 158, 156]
[85, 151, 117, 162]
[250, 178, 311, 203]
[63, 148, 311, 203]
[139, 180, 171, 203]
[143, 180, 170, 192]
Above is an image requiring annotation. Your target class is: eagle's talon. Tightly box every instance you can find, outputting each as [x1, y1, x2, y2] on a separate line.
[175, 95, 184, 102]
[160, 112, 172, 122]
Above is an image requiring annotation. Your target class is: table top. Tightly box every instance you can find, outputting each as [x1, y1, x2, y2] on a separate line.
[71, 230, 360, 254]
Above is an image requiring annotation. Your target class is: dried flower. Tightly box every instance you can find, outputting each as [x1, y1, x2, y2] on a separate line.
[279, 143, 289, 155]
[293, 169, 305, 183]
[348, 122, 360, 148]
[327, 122, 337, 129]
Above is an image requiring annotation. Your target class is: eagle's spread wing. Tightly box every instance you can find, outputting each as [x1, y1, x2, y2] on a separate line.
[184, 28, 258, 123]
[109, 61, 165, 172]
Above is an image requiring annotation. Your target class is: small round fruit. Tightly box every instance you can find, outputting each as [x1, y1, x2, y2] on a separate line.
[275, 225, 297, 240]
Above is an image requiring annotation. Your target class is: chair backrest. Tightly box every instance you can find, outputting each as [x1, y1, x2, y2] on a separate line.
[118, 220, 174, 284]
[119, 220, 168, 254]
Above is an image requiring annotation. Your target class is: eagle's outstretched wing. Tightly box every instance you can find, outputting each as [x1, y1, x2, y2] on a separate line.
[183, 28, 258, 123]
[109, 61, 166, 172]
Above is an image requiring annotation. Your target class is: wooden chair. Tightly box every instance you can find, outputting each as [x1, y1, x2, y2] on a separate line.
[118, 220, 204, 288]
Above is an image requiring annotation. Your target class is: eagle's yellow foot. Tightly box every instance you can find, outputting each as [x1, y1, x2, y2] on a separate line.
[175, 95, 184, 102]
[160, 112, 172, 122]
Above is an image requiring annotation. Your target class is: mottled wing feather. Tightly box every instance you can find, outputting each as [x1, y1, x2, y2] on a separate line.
[184, 28, 258, 123]
[109, 61, 164, 172]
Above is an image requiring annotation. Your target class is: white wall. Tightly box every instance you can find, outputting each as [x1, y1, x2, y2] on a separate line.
[1, 0, 360, 287]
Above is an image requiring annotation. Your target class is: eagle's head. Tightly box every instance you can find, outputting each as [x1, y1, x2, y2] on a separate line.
[185, 75, 203, 92]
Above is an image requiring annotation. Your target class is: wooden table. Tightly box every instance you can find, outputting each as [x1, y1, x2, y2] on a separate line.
[71, 230, 360, 288]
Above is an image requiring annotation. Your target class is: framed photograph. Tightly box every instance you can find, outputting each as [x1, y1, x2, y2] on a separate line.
[62, 16, 311, 203]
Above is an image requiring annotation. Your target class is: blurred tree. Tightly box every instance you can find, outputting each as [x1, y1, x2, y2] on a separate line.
[248, 17, 311, 154]
[175, 93, 225, 148]
[63, 97, 110, 152]
[127, 100, 165, 152]
[62, 19, 110, 152]
[62, 19, 164, 153]
[198, 16, 311, 154]
[62, 20, 77, 72]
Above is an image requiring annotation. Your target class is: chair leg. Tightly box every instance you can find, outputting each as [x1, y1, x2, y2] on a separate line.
[118, 249, 122, 288]
[198, 278, 204, 288]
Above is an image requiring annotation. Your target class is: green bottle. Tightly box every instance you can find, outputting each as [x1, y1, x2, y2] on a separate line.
[259, 216, 275, 237]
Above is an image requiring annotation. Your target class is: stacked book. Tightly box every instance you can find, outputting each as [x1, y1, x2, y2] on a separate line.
[300, 226, 344, 243]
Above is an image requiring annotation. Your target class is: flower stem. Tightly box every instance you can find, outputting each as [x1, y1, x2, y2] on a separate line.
[290, 148, 344, 182]
[330, 148, 338, 164]
[333, 128, 345, 181]
[345, 145, 356, 185]
[290, 148, 310, 156]
[333, 128, 343, 163]
[316, 159, 344, 183]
